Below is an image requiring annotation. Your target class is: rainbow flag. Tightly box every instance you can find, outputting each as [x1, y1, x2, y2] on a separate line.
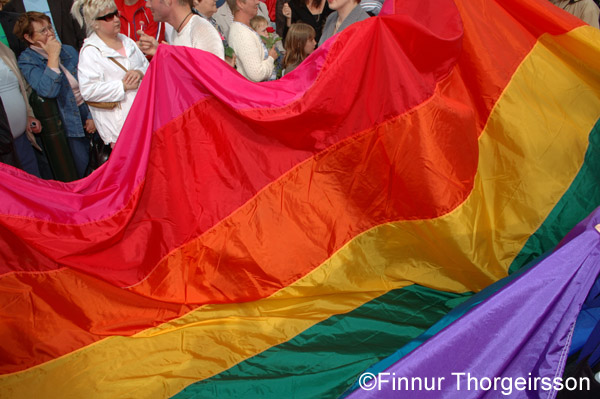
[347, 207, 600, 398]
[1, 0, 600, 397]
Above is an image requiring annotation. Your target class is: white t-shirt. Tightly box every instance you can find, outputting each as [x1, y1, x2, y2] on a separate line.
[167, 14, 224, 60]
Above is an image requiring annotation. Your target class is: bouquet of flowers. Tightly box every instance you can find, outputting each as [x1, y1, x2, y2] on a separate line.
[260, 27, 281, 49]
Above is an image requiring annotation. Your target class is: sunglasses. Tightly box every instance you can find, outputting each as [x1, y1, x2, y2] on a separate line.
[96, 10, 119, 21]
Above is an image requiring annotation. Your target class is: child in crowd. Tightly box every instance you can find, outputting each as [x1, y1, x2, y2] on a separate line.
[250, 15, 284, 79]
[282, 22, 316, 76]
[250, 15, 269, 38]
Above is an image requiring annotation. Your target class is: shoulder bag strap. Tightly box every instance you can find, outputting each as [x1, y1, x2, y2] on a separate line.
[84, 44, 129, 72]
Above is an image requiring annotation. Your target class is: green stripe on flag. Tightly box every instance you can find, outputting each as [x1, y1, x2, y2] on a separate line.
[173, 119, 600, 399]
[173, 286, 471, 399]
[509, 118, 600, 273]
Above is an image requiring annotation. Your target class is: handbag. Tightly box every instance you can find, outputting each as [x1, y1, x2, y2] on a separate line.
[85, 101, 119, 109]
[85, 132, 112, 176]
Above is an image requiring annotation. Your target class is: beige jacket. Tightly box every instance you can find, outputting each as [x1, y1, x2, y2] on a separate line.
[0, 42, 34, 118]
[0, 42, 40, 149]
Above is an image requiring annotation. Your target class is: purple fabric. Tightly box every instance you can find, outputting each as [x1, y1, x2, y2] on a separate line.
[349, 208, 600, 398]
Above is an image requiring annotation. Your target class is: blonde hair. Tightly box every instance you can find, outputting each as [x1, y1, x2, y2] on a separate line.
[283, 23, 315, 70]
[250, 15, 268, 32]
[71, 0, 117, 36]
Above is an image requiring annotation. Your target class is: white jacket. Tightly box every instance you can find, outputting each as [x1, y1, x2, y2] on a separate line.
[78, 33, 149, 144]
[229, 22, 274, 82]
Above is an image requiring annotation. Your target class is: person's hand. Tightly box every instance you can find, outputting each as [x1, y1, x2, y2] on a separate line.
[268, 45, 278, 60]
[26, 116, 42, 134]
[40, 36, 61, 68]
[84, 119, 96, 134]
[40, 36, 61, 59]
[24, 118, 43, 152]
[226, 54, 236, 68]
[25, 117, 42, 151]
[122, 70, 143, 90]
[282, 3, 292, 19]
[136, 30, 159, 56]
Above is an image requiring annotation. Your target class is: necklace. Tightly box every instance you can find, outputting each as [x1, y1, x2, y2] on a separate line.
[334, 18, 342, 33]
[176, 11, 193, 33]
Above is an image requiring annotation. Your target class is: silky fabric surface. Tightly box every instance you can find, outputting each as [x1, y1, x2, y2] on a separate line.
[348, 207, 600, 399]
[1, 0, 600, 398]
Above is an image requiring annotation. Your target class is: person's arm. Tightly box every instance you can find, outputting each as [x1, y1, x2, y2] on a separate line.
[137, 31, 160, 57]
[131, 40, 150, 74]
[282, 0, 301, 40]
[231, 29, 274, 82]
[18, 50, 63, 98]
[40, 34, 62, 69]
[282, 2, 292, 27]
[275, 0, 287, 37]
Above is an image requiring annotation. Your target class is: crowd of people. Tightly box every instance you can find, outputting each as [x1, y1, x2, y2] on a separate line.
[0, 0, 597, 181]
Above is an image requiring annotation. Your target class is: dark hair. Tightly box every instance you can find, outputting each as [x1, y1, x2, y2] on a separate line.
[306, 0, 321, 9]
[13, 11, 52, 44]
[283, 23, 315, 69]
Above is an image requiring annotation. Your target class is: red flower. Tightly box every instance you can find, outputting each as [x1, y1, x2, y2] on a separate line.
[266, 27, 275, 33]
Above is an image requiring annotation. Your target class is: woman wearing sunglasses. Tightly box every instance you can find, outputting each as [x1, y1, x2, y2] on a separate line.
[14, 11, 96, 179]
[71, 0, 148, 149]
